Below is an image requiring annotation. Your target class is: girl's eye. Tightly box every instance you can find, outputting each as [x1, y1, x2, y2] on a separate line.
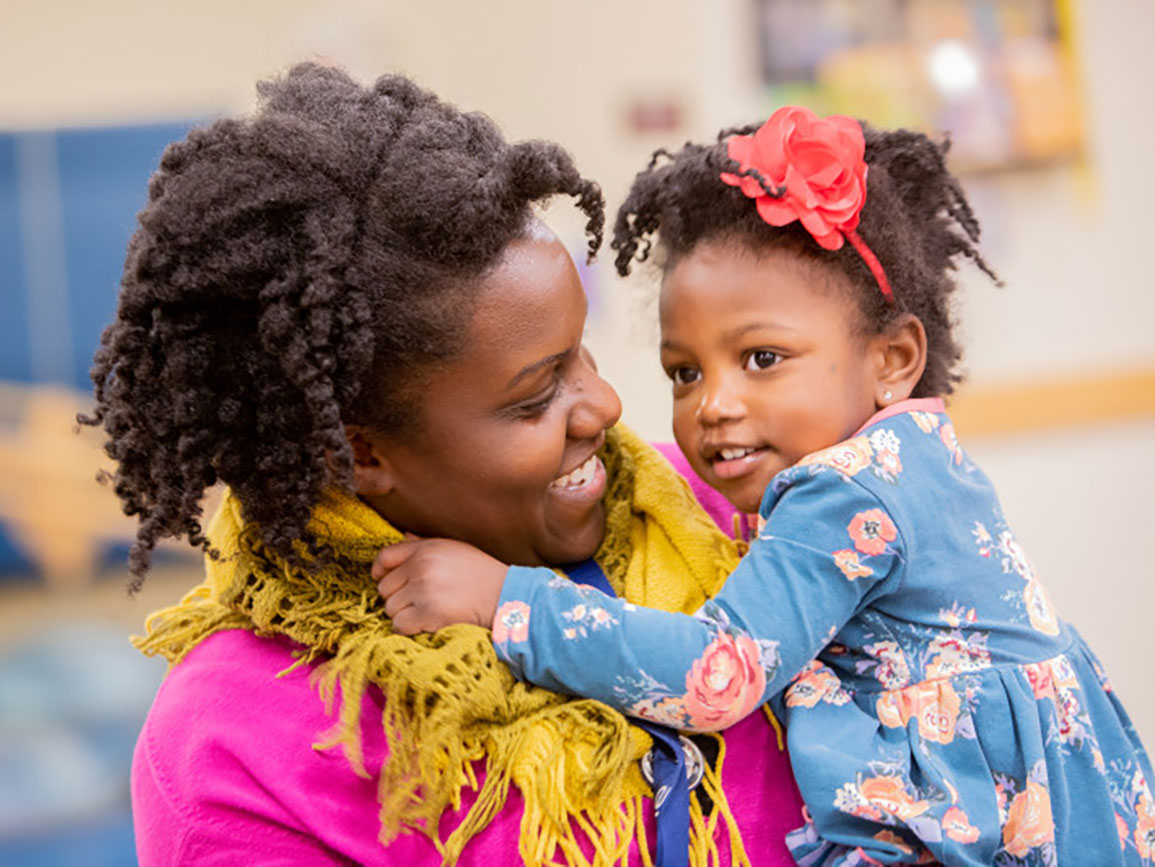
[744, 350, 780, 372]
[667, 366, 700, 387]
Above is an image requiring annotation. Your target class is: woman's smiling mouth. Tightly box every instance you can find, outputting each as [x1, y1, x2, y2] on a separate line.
[548, 453, 607, 503]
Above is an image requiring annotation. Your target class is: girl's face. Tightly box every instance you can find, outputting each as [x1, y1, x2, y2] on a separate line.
[660, 240, 882, 514]
[354, 228, 623, 566]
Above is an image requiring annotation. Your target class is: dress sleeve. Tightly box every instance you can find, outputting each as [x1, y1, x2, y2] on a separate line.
[493, 465, 904, 732]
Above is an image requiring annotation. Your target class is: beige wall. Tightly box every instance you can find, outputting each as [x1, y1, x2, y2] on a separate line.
[3, 0, 1152, 739]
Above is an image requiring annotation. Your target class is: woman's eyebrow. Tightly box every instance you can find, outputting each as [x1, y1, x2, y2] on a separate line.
[506, 350, 568, 390]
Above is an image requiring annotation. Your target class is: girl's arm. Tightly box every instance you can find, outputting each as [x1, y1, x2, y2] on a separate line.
[494, 466, 904, 732]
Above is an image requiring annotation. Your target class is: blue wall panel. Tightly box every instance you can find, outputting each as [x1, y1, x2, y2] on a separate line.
[0, 122, 193, 389]
[0, 136, 32, 383]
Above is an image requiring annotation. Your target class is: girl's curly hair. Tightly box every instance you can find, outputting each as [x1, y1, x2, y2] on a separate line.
[611, 122, 999, 398]
[82, 63, 604, 588]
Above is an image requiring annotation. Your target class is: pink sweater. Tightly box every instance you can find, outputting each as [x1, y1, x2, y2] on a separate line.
[132, 628, 804, 864]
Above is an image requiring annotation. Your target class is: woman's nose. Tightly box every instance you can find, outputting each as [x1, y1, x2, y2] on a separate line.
[696, 373, 745, 425]
[569, 348, 622, 439]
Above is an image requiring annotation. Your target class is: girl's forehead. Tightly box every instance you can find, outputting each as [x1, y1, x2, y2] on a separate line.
[658, 243, 862, 339]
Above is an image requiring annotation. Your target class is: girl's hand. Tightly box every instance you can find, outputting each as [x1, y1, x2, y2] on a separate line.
[373, 538, 508, 635]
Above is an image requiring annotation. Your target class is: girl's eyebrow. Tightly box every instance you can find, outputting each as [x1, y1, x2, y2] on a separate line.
[721, 321, 797, 340]
[661, 321, 797, 352]
[506, 350, 569, 390]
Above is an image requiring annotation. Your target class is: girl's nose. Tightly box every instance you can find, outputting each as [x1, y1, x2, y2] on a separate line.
[569, 348, 623, 439]
[696, 374, 745, 425]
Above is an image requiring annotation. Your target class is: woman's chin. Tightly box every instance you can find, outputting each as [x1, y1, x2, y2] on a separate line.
[533, 504, 606, 567]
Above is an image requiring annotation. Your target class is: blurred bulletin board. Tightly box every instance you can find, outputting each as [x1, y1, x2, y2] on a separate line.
[755, 0, 1084, 172]
[0, 123, 191, 577]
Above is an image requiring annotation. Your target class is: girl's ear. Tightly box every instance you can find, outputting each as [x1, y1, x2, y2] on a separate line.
[873, 314, 928, 408]
[345, 426, 399, 496]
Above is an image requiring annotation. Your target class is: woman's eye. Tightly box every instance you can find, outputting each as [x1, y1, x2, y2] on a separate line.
[744, 350, 780, 372]
[667, 366, 700, 387]
[511, 390, 556, 418]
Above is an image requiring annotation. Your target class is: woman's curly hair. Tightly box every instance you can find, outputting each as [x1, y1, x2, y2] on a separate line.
[82, 63, 604, 588]
[611, 122, 999, 398]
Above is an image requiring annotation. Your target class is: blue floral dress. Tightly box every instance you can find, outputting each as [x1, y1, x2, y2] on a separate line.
[493, 400, 1155, 865]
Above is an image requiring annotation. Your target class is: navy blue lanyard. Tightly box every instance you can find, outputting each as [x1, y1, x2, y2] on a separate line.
[564, 559, 692, 867]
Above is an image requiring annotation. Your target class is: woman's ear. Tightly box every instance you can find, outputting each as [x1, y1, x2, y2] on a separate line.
[345, 426, 398, 496]
[873, 314, 928, 408]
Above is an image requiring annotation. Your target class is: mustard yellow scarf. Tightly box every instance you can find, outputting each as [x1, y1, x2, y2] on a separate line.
[135, 424, 750, 866]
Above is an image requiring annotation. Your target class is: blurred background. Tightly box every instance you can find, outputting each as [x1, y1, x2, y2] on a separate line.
[1, 0, 1152, 862]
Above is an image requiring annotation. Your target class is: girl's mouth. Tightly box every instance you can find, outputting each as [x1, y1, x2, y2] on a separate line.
[710, 445, 769, 480]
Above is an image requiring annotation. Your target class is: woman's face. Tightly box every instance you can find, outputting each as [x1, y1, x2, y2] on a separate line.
[354, 228, 623, 566]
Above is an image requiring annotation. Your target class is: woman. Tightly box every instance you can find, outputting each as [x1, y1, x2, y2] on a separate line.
[88, 64, 804, 865]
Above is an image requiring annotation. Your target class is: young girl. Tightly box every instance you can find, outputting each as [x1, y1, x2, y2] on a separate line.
[376, 107, 1155, 864]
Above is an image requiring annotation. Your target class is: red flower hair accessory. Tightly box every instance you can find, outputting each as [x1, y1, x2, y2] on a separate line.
[720, 106, 894, 305]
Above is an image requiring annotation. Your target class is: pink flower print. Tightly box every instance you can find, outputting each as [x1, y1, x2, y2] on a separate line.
[998, 530, 1035, 581]
[797, 436, 873, 476]
[1022, 661, 1057, 702]
[911, 411, 940, 433]
[875, 688, 911, 729]
[629, 695, 689, 728]
[1023, 580, 1060, 636]
[875, 447, 902, 478]
[863, 640, 910, 688]
[858, 774, 930, 821]
[1136, 794, 1155, 859]
[833, 548, 873, 580]
[943, 806, 981, 843]
[786, 660, 851, 709]
[939, 422, 963, 464]
[847, 508, 897, 556]
[1055, 687, 1083, 744]
[910, 680, 963, 744]
[972, 522, 992, 558]
[493, 600, 530, 644]
[1050, 654, 1077, 689]
[1002, 780, 1055, 857]
[995, 783, 1009, 825]
[682, 632, 766, 729]
[1117, 813, 1129, 851]
[940, 602, 977, 627]
[834, 782, 884, 821]
[943, 778, 960, 804]
[872, 829, 917, 855]
[925, 634, 991, 678]
[877, 681, 964, 743]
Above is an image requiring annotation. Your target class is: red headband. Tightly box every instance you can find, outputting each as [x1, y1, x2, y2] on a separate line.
[720, 106, 894, 305]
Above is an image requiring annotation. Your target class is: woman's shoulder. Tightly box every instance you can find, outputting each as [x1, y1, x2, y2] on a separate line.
[133, 629, 389, 864]
[145, 630, 317, 736]
[138, 628, 383, 789]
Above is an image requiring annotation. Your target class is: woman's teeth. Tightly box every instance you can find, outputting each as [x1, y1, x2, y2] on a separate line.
[718, 447, 757, 461]
[551, 455, 597, 488]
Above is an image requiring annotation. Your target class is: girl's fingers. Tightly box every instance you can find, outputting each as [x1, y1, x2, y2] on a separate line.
[383, 581, 415, 619]
[390, 607, 426, 636]
[371, 540, 417, 581]
[377, 568, 408, 601]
